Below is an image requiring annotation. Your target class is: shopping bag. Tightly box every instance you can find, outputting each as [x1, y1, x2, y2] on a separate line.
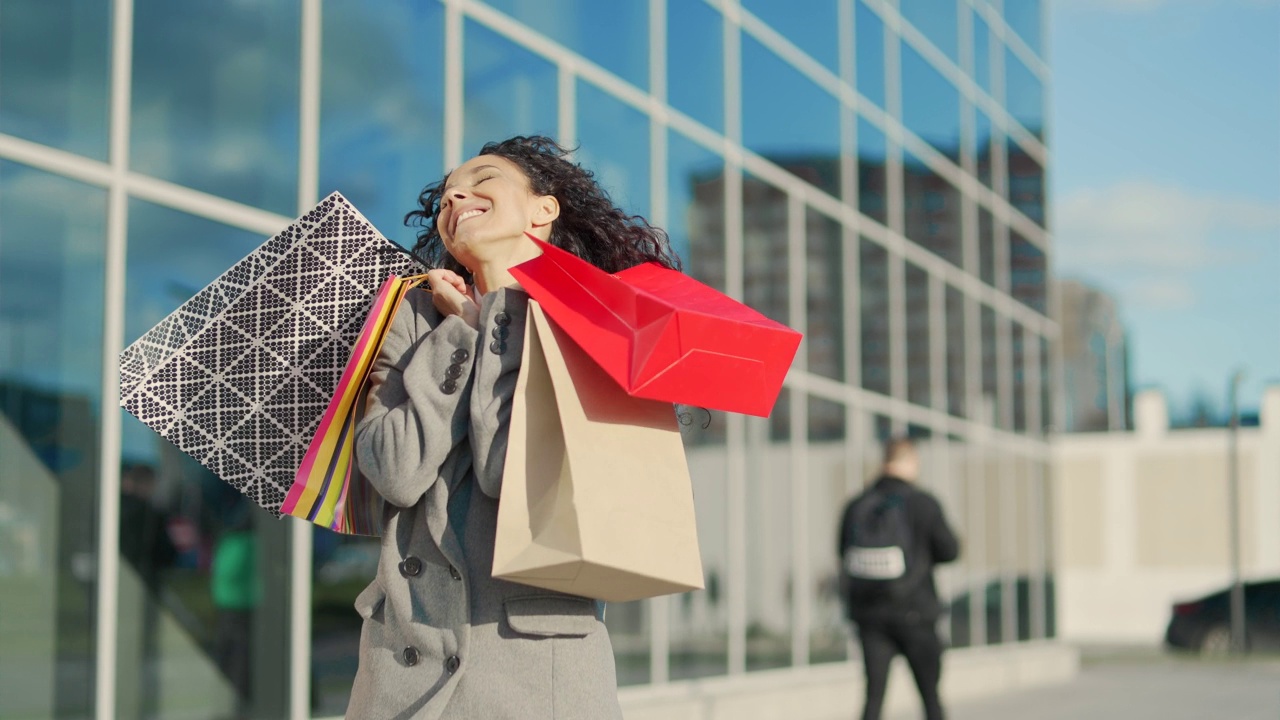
[509, 236, 802, 417]
[492, 301, 704, 602]
[279, 273, 428, 535]
[119, 192, 425, 519]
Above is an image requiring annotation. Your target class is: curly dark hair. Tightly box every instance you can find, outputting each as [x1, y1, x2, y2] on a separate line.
[405, 136, 681, 276]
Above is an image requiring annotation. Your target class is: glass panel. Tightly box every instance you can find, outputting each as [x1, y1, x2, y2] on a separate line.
[903, 151, 962, 267]
[978, 206, 996, 286]
[1013, 456, 1033, 642]
[855, 1, 886, 109]
[0, 163, 106, 720]
[900, 41, 961, 162]
[1004, 0, 1043, 57]
[1008, 139, 1046, 227]
[809, 397, 848, 664]
[1010, 230, 1046, 314]
[1005, 46, 1044, 139]
[944, 437, 973, 648]
[980, 305, 998, 426]
[120, 200, 290, 719]
[1041, 460, 1057, 639]
[668, 0, 724, 132]
[860, 237, 890, 394]
[972, 11, 991, 95]
[577, 82, 651, 217]
[1040, 336, 1053, 433]
[1012, 324, 1027, 432]
[319, 0, 444, 243]
[0, 0, 109, 159]
[857, 117, 889, 225]
[671, 410, 730, 679]
[945, 286, 966, 418]
[481, 0, 648, 89]
[742, 0, 839, 72]
[901, 0, 958, 63]
[464, 20, 559, 153]
[742, 36, 841, 197]
[608, 602, 651, 686]
[131, 0, 300, 215]
[859, 238, 891, 396]
[743, 173, 789, 326]
[905, 263, 931, 408]
[975, 108, 995, 189]
[746, 409, 791, 670]
[806, 209, 845, 382]
[668, 132, 725, 276]
[984, 457, 1003, 645]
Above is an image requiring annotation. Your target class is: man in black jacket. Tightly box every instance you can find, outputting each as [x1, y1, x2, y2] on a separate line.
[838, 437, 960, 720]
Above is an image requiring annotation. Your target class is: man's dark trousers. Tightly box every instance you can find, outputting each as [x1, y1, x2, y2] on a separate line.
[857, 618, 944, 720]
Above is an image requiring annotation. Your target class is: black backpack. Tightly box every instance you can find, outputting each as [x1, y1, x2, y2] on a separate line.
[841, 488, 918, 603]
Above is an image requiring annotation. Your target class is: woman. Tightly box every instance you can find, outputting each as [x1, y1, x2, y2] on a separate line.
[349, 136, 680, 719]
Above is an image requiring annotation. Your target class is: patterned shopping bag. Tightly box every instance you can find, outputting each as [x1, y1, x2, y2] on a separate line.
[119, 192, 424, 521]
[280, 273, 427, 535]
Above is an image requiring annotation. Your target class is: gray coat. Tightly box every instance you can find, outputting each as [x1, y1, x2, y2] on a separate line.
[348, 287, 623, 720]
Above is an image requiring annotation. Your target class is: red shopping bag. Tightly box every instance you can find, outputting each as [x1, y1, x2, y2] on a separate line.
[510, 235, 802, 417]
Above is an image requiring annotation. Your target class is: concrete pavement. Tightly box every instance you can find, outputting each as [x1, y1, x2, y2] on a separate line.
[889, 648, 1280, 720]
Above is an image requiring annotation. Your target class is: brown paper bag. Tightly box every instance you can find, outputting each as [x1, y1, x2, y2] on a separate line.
[492, 300, 704, 602]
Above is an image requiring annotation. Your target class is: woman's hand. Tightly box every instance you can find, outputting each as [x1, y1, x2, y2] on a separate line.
[427, 269, 480, 329]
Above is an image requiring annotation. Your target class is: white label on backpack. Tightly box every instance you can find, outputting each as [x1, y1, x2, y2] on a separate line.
[844, 546, 906, 580]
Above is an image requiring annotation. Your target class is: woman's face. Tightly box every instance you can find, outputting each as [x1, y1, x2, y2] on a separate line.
[436, 154, 557, 269]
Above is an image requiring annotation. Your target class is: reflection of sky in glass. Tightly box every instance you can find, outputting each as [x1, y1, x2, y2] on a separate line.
[856, 1, 886, 108]
[481, 0, 647, 89]
[901, 0, 958, 63]
[975, 108, 994, 188]
[464, 21, 559, 154]
[0, 0, 110, 160]
[1004, 0, 1043, 57]
[742, 36, 840, 197]
[121, 200, 262, 458]
[742, 0, 839, 73]
[901, 41, 961, 161]
[668, 0, 723, 132]
[0, 162, 106, 395]
[667, 131, 723, 271]
[1005, 47, 1044, 138]
[319, 0, 444, 248]
[973, 12, 992, 95]
[577, 81, 650, 217]
[130, 0, 301, 216]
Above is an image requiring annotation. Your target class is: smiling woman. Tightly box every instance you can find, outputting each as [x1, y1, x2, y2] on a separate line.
[346, 136, 679, 719]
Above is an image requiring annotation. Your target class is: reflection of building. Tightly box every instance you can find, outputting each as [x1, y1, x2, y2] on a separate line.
[2, 1, 1068, 718]
[1057, 279, 1130, 432]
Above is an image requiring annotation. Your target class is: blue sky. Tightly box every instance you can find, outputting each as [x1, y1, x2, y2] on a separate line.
[1050, 0, 1280, 418]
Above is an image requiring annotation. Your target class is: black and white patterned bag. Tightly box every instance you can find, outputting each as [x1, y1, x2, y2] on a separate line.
[119, 192, 424, 515]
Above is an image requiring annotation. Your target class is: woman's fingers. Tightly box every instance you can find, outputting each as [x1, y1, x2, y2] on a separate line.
[426, 269, 480, 328]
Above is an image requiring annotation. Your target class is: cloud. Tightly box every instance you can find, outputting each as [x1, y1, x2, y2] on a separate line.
[1054, 180, 1280, 310]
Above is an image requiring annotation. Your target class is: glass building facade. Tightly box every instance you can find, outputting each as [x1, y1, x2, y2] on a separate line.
[0, 0, 1051, 717]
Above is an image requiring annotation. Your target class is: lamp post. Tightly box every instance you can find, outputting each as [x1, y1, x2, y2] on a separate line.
[1228, 370, 1246, 654]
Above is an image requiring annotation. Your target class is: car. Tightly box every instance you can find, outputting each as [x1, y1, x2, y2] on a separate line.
[1164, 579, 1280, 655]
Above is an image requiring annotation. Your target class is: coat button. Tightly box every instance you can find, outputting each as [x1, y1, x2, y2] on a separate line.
[491, 325, 509, 340]
[445, 655, 461, 674]
[450, 348, 469, 363]
[494, 312, 511, 327]
[489, 340, 507, 355]
[440, 379, 458, 394]
[449, 565, 462, 581]
[445, 363, 463, 379]
[399, 556, 423, 577]
[403, 647, 420, 666]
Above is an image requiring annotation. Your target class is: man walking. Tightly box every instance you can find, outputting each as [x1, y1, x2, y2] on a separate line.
[838, 437, 960, 720]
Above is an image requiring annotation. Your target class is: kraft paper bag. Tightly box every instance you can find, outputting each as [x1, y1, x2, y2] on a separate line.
[492, 300, 704, 602]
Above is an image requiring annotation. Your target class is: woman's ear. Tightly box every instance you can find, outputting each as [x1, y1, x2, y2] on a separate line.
[530, 194, 560, 230]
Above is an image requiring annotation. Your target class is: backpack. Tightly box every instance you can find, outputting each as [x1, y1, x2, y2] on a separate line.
[840, 488, 917, 603]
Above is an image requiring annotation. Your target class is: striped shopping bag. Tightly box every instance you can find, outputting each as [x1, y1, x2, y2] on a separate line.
[279, 273, 428, 535]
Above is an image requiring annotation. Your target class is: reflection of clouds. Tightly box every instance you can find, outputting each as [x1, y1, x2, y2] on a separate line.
[1057, 181, 1280, 311]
